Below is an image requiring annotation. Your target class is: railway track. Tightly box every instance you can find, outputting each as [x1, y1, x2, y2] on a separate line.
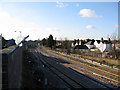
[62, 64, 120, 87]
[58, 55, 120, 87]
[40, 49, 119, 87]
[32, 51, 84, 88]
[58, 54, 120, 87]
[33, 49, 116, 89]
[62, 53, 120, 78]
[36, 48, 119, 88]
[36, 53, 85, 88]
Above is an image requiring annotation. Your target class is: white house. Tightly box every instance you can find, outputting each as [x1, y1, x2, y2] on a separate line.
[94, 39, 112, 53]
[85, 41, 96, 49]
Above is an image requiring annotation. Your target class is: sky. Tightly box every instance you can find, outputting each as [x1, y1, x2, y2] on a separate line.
[0, 1, 119, 41]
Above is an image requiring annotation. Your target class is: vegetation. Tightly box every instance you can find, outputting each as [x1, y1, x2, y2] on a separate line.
[2, 37, 6, 48]
[42, 38, 47, 46]
[45, 48, 119, 75]
[0, 46, 15, 53]
[49, 47, 120, 68]
[41, 34, 56, 49]
[41, 34, 120, 68]
[47, 34, 56, 48]
[109, 49, 120, 59]
[71, 54, 119, 67]
[0, 35, 16, 49]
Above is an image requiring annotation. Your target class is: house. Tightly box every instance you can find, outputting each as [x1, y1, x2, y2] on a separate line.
[6, 39, 16, 47]
[55, 40, 64, 48]
[74, 45, 88, 49]
[72, 39, 89, 51]
[85, 39, 96, 49]
[72, 38, 112, 53]
[72, 39, 87, 47]
[94, 38, 112, 52]
[73, 45, 89, 52]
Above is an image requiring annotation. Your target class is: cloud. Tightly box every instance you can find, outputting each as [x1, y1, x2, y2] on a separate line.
[56, 1, 68, 8]
[86, 25, 95, 29]
[79, 9, 102, 18]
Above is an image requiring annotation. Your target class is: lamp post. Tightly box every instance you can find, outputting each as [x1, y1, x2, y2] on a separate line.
[14, 31, 23, 45]
[14, 31, 22, 37]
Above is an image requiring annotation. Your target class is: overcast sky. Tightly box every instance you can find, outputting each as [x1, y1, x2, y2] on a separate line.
[0, 1, 119, 40]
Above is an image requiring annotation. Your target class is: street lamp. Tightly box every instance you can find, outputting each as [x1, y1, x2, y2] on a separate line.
[14, 31, 22, 36]
[14, 31, 23, 45]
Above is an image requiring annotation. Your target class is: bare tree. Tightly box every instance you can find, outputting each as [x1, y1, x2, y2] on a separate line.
[62, 37, 71, 54]
[77, 39, 79, 45]
[73, 39, 76, 46]
[111, 30, 118, 59]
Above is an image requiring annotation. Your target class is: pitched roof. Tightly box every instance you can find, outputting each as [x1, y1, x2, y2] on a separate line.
[96, 40, 101, 44]
[86, 40, 95, 45]
[103, 40, 111, 44]
[74, 45, 88, 49]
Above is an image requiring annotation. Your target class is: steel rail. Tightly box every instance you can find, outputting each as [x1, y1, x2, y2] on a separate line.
[35, 52, 86, 88]
[38, 48, 117, 89]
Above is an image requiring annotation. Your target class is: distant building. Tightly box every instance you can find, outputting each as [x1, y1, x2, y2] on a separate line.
[94, 38, 112, 52]
[72, 38, 112, 53]
[55, 40, 63, 48]
[0, 34, 16, 49]
[74, 45, 89, 51]
[85, 39, 96, 49]
[6, 39, 16, 47]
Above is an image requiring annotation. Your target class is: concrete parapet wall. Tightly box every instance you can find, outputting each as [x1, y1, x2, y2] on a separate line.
[2, 46, 23, 89]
